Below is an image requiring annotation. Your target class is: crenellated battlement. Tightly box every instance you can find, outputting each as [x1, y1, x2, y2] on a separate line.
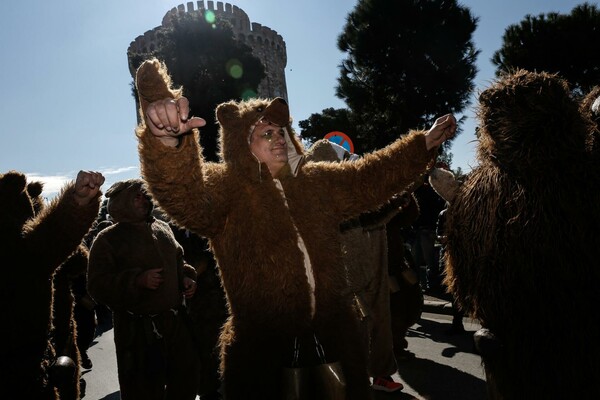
[127, 1, 288, 99]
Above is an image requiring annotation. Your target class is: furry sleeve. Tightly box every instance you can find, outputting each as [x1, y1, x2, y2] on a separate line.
[303, 130, 436, 222]
[22, 182, 101, 275]
[137, 130, 228, 238]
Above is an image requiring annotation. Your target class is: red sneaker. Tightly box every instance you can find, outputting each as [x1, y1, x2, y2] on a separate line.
[372, 376, 404, 393]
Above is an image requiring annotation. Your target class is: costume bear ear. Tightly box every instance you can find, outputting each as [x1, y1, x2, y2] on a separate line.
[0, 171, 27, 195]
[27, 181, 44, 198]
[135, 58, 182, 116]
[264, 97, 290, 127]
[216, 102, 240, 126]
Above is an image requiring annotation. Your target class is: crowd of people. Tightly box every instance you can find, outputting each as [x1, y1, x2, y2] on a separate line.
[0, 55, 456, 399]
[5, 58, 598, 400]
[127, 58, 455, 400]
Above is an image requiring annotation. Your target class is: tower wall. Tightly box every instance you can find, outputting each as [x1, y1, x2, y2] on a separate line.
[127, 1, 288, 100]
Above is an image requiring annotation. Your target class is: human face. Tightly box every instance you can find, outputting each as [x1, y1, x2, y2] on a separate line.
[133, 189, 151, 219]
[249, 118, 288, 175]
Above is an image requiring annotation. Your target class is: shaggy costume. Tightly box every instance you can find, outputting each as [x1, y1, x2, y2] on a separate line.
[305, 139, 401, 380]
[134, 59, 438, 400]
[0, 171, 101, 399]
[444, 70, 600, 399]
[87, 179, 199, 400]
[51, 245, 89, 400]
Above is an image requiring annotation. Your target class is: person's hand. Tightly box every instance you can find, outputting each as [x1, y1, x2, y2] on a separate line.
[145, 97, 206, 147]
[73, 170, 105, 206]
[425, 114, 457, 150]
[182, 277, 197, 299]
[136, 268, 165, 290]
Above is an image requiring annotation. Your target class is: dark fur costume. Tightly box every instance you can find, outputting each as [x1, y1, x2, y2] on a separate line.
[444, 70, 600, 399]
[29, 182, 87, 400]
[134, 59, 437, 400]
[0, 171, 101, 399]
[52, 245, 89, 400]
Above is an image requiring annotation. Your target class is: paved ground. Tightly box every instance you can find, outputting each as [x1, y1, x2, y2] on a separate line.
[84, 310, 486, 400]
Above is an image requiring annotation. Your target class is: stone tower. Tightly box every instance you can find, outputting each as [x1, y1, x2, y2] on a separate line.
[127, 1, 288, 100]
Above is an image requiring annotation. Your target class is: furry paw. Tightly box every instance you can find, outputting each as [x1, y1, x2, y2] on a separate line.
[135, 58, 180, 115]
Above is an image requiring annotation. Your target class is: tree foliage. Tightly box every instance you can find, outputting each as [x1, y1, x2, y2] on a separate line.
[492, 3, 600, 95]
[332, 0, 479, 154]
[298, 108, 358, 149]
[129, 12, 265, 161]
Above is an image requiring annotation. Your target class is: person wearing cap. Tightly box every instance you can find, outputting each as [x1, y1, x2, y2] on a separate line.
[133, 58, 455, 400]
[87, 179, 199, 400]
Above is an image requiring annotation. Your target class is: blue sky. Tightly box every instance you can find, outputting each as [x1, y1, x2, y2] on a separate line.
[0, 0, 586, 198]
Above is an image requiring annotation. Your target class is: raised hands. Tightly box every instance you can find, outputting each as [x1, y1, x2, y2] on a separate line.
[425, 114, 457, 150]
[73, 170, 105, 206]
[145, 97, 206, 147]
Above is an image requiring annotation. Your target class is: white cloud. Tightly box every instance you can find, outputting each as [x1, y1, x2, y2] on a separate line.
[26, 166, 140, 200]
[98, 166, 139, 175]
[25, 173, 71, 200]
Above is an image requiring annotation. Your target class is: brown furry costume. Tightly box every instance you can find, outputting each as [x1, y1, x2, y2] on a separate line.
[444, 70, 600, 399]
[0, 171, 101, 399]
[134, 59, 438, 400]
[29, 182, 88, 400]
[305, 139, 402, 379]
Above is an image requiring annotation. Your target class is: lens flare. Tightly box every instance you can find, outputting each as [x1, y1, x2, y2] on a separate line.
[204, 10, 216, 24]
[241, 89, 258, 100]
[226, 59, 243, 79]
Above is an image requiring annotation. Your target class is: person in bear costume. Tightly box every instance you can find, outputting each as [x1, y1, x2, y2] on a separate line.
[443, 70, 600, 399]
[133, 58, 455, 399]
[27, 183, 90, 400]
[0, 170, 104, 399]
[52, 244, 89, 400]
[305, 139, 407, 392]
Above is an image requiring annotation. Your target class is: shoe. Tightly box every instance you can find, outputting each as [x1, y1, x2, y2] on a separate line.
[81, 353, 93, 369]
[372, 376, 404, 393]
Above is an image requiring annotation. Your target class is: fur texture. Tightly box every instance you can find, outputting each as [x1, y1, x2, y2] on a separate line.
[581, 85, 600, 161]
[428, 167, 459, 203]
[135, 58, 437, 400]
[52, 245, 88, 400]
[444, 70, 600, 399]
[0, 171, 101, 398]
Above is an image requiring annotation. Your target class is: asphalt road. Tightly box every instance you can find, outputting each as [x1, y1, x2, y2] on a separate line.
[83, 311, 487, 400]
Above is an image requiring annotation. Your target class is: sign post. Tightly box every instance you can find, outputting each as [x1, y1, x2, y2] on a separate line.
[324, 131, 354, 154]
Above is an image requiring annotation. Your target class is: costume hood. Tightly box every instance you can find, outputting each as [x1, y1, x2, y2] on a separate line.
[306, 139, 350, 162]
[477, 70, 590, 175]
[428, 167, 459, 204]
[106, 179, 152, 223]
[216, 97, 305, 181]
[0, 171, 35, 231]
